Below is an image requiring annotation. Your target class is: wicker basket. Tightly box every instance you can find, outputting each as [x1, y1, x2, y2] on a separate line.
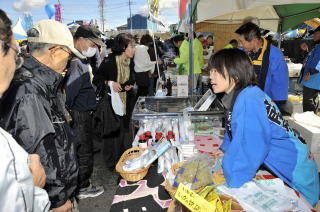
[167, 196, 243, 212]
[164, 162, 184, 198]
[116, 147, 150, 182]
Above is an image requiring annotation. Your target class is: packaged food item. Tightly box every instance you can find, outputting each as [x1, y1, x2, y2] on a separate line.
[173, 153, 214, 190]
[123, 156, 144, 171]
[144, 140, 172, 168]
[157, 154, 165, 173]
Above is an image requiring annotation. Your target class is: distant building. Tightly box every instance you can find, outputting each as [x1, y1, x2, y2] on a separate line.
[127, 14, 158, 31]
[117, 23, 128, 31]
[128, 14, 147, 29]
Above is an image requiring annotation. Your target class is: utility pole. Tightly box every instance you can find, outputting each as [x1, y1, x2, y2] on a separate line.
[98, 0, 106, 32]
[129, 0, 132, 33]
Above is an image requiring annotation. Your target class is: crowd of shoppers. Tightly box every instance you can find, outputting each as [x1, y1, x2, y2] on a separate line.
[0, 6, 319, 211]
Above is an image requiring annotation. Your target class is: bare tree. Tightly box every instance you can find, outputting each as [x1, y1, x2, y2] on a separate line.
[98, 0, 106, 32]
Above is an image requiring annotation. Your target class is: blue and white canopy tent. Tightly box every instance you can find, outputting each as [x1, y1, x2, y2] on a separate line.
[13, 17, 27, 41]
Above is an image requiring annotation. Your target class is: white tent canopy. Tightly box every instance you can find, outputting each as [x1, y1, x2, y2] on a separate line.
[196, 0, 320, 32]
[12, 17, 27, 40]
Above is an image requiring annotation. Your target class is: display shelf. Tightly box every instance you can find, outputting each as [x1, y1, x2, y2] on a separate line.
[132, 96, 224, 120]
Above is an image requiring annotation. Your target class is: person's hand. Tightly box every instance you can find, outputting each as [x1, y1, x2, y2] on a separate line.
[157, 59, 163, 65]
[52, 200, 73, 212]
[211, 149, 224, 158]
[28, 154, 46, 188]
[112, 82, 122, 92]
[124, 85, 134, 91]
[303, 72, 311, 82]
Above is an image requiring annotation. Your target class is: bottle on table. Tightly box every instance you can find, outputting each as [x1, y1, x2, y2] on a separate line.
[138, 135, 147, 149]
[144, 131, 153, 146]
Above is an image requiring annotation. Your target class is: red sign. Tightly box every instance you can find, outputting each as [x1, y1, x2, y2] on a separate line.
[179, 0, 188, 19]
[55, 4, 61, 22]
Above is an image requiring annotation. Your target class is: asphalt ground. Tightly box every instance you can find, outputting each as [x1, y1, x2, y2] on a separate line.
[78, 141, 118, 212]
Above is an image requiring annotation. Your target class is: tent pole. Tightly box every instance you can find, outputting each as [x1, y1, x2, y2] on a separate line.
[147, 2, 161, 81]
[278, 18, 283, 48]
[188, 0, 194, 97]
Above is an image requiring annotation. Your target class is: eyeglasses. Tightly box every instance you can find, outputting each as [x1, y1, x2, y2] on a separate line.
[59, 47, 73, 60]
[7, 44, 24, 69]
[49, 46, 73, 60]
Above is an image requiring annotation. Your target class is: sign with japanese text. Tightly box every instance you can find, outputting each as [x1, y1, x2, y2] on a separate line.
[175, 183, 216, 212]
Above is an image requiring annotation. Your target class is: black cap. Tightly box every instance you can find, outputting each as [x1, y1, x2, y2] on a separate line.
[74, 25, 105, 47]
[309, 25, 320, 35]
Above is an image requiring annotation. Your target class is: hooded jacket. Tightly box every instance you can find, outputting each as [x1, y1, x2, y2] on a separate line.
[0, 55, 78, 209]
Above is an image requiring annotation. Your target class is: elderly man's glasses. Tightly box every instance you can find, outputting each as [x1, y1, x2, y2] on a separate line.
[7, 44, 24, 69]
[59, 47, 73, 60]
[49, 46, 73, 60]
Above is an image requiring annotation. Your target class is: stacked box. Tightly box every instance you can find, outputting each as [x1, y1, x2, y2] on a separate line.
[288, 118, 320, 171]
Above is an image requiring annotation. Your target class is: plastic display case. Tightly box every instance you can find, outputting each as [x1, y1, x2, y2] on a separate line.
[132, 95, 225, 120]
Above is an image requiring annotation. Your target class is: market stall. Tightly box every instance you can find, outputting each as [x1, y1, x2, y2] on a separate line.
[192, 1, 320, 50]
[110, 91, 317, 211]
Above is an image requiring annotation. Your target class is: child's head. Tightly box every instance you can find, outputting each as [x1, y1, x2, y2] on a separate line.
[208, 48, 256, 94]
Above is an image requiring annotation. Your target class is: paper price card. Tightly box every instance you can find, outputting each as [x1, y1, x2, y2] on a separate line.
[174, 183, 216, 212]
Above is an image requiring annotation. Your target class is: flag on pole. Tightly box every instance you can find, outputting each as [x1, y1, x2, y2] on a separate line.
[148, 0, 164, 27]
[149, 0, 159, 18]
[177, 0, 199, 32]
[54, 4, 61, 22]
[179, 0, 188, 19]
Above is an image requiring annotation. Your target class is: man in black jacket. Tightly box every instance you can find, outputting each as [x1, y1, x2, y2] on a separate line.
[65, 25, 105, 199]
[0, 20, 82, 212]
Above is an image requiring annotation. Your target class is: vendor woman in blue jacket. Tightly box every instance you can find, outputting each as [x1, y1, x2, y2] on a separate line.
[211, 48, 319, 206]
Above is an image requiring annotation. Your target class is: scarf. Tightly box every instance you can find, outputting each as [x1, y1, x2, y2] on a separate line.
[116, 55, 130, 113]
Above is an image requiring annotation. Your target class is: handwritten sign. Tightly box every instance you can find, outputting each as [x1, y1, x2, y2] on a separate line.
[174, 183, 216, 212]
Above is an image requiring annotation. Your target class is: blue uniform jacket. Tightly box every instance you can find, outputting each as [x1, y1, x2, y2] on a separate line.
[264, 45, 288, 101]
[300, 44, 320, 90]
[220, 86, 319, 206]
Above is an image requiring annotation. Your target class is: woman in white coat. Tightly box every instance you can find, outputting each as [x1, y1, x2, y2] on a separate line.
[134, 34, 157, 98]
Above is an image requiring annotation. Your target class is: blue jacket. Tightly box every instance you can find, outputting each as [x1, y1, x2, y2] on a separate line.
[65, 58, 97, 112]
[264, 45, 288, 101]
[300, 44, 320, 90]
[220, 86, 319, 206]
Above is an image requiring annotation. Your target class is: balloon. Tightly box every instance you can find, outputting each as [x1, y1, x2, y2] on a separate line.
[44, 4, 55, 19]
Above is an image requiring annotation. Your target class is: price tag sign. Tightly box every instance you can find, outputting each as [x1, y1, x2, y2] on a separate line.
[174, 183, 216, 212]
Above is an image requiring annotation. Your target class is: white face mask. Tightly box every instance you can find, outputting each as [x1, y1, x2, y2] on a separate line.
[82, 47, 96, 58]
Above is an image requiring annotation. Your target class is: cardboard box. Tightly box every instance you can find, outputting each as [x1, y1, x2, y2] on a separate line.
[283, 101, 303, 114]
[288, 118, 320, 153]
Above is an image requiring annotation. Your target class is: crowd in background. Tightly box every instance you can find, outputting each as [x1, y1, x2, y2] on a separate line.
[0, 6, 320, 211]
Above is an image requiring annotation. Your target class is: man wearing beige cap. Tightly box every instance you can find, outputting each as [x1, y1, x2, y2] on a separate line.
[64, 25, 105, 199]
[0, 20, 81, 212]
